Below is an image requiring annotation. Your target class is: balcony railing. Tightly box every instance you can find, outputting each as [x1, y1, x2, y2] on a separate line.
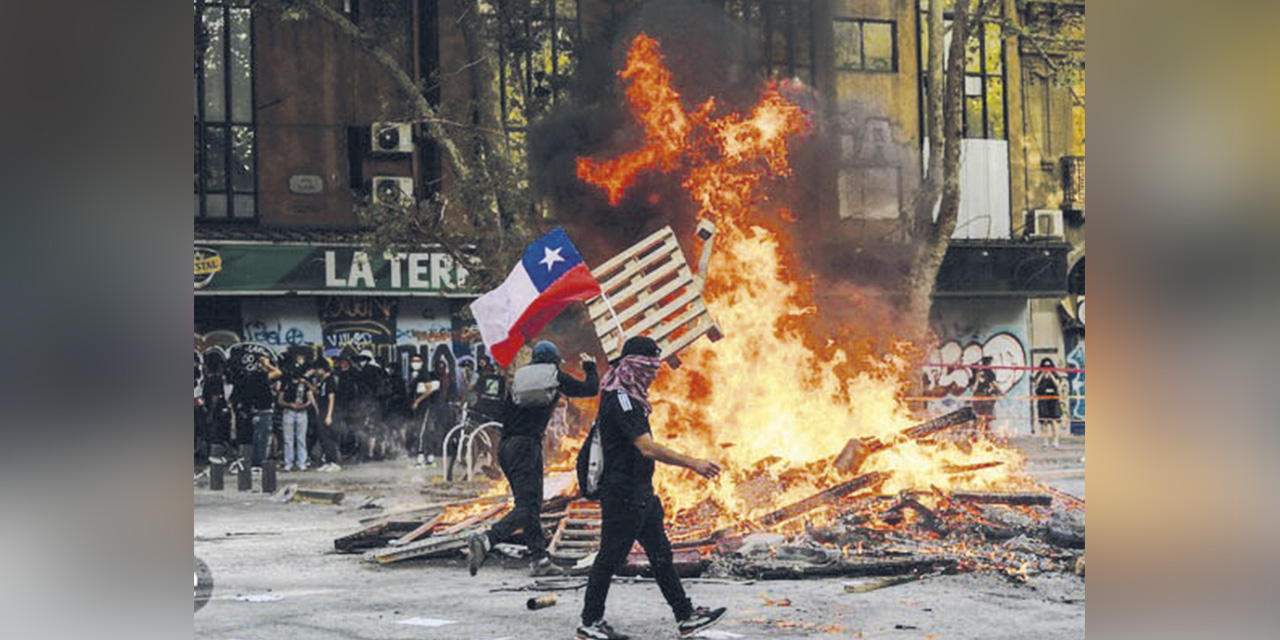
[1061, 155, 1085, 211]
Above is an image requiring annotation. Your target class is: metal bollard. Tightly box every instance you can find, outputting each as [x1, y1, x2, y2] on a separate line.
[261, 461, 277, 494]
[209, 445, 225, 491]
[526, 594, 557, 610]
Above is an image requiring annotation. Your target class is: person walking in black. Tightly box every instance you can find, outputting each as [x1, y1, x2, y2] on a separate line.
[469, 341, 598, 577]
[575, 336, 726, 640]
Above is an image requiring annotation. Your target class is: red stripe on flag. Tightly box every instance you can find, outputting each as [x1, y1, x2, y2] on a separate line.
[488, 263, 602, 368]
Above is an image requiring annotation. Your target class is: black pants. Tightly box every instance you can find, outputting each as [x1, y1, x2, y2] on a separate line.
[581, 491, 692, 625]
[319, 416, 342, 465]
[486, 435, 546, 559]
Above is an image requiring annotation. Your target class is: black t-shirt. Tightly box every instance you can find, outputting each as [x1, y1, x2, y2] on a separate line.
[500, 363, 598, 439]
[1035, 376, 1060, 398]
[597, 389, 655, 498]
[281, 376, 310, 409]
[235, 370, 275, 411]
[316, 376, 336, 412]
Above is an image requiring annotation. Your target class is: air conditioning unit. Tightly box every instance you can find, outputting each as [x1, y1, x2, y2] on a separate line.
[372, 176, 414, 206]
[1028, 209, 1064, 239]
[370, 122, 413, 153]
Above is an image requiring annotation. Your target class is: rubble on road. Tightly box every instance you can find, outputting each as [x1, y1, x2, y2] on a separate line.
[330, 414, 1084, 583]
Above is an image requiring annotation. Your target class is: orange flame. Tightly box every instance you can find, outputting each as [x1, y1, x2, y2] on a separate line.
[576, 34, 1026, 531]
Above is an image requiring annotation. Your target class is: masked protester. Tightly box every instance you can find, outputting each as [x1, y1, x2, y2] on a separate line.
[575, 336, 726, 640]
[406, 353, 439, 464]
[469, 341, 598, 577]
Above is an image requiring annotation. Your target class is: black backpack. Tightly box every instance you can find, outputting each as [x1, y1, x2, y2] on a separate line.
[575, 415, 604, 501]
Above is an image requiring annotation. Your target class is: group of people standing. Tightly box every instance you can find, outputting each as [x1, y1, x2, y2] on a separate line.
[194, 346, 510, 472]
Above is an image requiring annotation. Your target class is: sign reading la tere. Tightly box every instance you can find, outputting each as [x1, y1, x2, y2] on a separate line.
[194, 243, 477, 296]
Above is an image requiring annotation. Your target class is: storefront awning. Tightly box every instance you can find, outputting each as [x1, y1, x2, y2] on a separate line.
[194, 241, 478, 297]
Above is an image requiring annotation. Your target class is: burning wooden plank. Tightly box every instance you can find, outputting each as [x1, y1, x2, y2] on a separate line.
[356, 493, 510, 526]
[942, 461, 1005, 474]
[585, 224, 721, 368]
[950, 491, 1053, 507]
[436, 504, 508, 536]
[834, 408, 976, 475]
[757, 471, 890, 527]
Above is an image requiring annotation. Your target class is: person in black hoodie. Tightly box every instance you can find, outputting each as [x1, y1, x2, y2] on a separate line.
[469, 341, 598, 577]
[573, 336, 725, 640]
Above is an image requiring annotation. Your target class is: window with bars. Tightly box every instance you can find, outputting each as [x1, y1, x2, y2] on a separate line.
[194, 0, 256, 220]
[833, 19, 897, 72]
[723, 0, 816, 85]
[918, 1, 1006, 139]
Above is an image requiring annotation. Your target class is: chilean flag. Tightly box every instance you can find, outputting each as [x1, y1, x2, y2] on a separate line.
[470, 228, 601, 367]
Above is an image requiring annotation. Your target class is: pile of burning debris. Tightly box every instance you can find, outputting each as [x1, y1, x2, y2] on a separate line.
[334, 407, 1084, 586]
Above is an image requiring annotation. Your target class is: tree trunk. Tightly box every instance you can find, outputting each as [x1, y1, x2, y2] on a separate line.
[901, 0, 972, 340]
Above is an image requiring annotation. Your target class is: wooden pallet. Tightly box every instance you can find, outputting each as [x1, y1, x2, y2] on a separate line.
[548, 500, 603, 562]
[586, 225, 721, 368]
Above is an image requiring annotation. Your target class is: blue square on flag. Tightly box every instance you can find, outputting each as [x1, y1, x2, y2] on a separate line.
[522, 227, 587, 292]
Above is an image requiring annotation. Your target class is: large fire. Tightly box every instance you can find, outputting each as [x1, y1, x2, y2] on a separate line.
[575, 34, 1028, 533]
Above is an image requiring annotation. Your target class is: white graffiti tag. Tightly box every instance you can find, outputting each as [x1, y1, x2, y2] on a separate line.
[922, 332, 1027, 396]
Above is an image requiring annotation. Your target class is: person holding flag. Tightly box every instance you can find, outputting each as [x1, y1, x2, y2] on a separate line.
[469, 227, 604, 368]
[467, 228, 604, 577]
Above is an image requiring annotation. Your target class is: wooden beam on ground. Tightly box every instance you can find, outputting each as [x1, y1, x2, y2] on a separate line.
[292, 488, 345, 504]
[370, 532, 470, 564]
[387, 514, 446, 547]
[950, 491, 1053, 507]
[758, 471, 890, 526]
[843, 573, 929, 593]
[741, 555, 956, 580]
[333, 521, 422, 553]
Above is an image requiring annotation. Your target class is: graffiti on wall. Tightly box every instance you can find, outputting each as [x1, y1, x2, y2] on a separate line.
[242, 320, 311, 346]
[1066, 340, 1085, 422]
[318, 297, 397, 356]
[922, 332, 1028, 397]
[921, 314, 1030, 434]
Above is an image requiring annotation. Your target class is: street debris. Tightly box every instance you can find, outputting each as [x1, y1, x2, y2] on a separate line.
[525, 594, 557, 610]
[395, 617, 456, 627]
[331, 410, 1084, 587]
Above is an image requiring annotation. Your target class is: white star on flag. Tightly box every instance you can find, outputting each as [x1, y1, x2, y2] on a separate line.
[539, 246, 565, 271]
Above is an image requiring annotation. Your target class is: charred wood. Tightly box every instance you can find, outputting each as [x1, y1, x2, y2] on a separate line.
[758, 471, 890, 526]
[950, 492, 1053, 507]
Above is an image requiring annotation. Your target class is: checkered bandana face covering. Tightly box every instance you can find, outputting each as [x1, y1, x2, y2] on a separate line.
[599, 355, 662, 414]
